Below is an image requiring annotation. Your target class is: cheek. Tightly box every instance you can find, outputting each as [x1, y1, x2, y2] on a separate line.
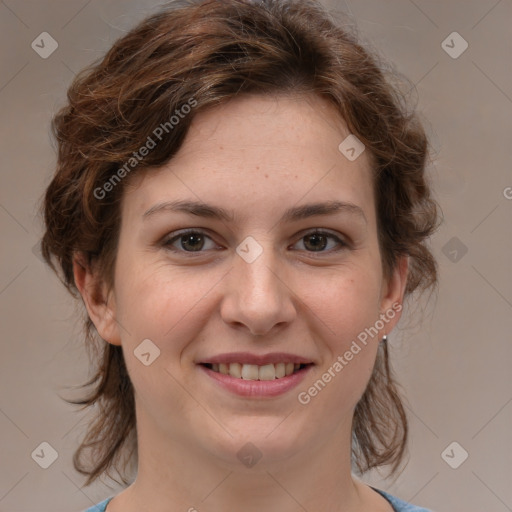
[113, 258, 219, 351]
[297, 265, 382, 403]
[304, 264, 383, 341]
[111, 263, 216, 426]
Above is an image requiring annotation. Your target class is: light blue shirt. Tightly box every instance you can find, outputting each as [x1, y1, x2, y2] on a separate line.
[83, 487, 434, 511]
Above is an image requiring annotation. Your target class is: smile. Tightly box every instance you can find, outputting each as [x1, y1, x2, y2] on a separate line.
[201, 362, 311, 380]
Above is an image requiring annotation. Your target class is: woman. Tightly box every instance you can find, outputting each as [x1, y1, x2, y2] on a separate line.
[41, 0, 439, 510]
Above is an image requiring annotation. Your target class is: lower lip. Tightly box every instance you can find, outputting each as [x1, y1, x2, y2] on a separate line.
[198, 364, 313, 397]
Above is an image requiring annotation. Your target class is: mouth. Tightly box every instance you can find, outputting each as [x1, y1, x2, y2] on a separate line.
[201, 362, 313, 381]
[199, 362, 313, 381]
[197, 354, 315, 397]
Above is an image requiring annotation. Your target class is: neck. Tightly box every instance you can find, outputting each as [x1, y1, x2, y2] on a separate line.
[122, 403, 365, 512]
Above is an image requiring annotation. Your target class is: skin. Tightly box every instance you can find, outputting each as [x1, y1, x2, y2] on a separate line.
[75, 93, 408, 512]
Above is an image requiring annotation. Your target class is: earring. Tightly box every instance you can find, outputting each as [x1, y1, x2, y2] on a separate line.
[381, 334, 388, 344]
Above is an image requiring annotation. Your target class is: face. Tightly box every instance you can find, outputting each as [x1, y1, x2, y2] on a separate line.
[79, 93, 407, 471]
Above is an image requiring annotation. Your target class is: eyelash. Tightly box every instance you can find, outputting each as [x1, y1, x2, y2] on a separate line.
[161, 228, 348, 256]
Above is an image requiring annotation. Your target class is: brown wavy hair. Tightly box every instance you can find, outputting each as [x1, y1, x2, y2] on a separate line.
[40, 0, 439, 487]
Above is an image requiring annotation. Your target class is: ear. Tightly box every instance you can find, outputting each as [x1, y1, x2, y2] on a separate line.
[73, 253, 122, 346]
[378, 254, 409, 335]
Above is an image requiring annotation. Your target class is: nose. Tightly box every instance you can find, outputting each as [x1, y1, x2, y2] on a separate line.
[220, 242, 296, 337]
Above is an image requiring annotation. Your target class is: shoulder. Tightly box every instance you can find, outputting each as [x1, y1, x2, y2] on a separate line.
[82, 497, 114, 512]
[371, 487, 435, 512]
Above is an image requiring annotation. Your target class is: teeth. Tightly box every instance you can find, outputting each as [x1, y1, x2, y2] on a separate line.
[275, 363, 285, 378]
[209, 362, 306, 380]
[258, 364, 276, 381]
[241, 364, 259, 380]
[229, 362, 242, 378]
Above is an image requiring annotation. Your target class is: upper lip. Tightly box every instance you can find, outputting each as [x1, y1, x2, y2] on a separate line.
[197, 352, 315, 366]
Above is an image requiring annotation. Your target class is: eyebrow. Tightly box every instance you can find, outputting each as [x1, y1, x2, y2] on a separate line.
[142, 199, 367, 225]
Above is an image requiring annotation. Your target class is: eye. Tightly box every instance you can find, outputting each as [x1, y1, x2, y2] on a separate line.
[162, 229, 218, 253]
[162, 228, 348, 255]
[293, 230, 347, 253]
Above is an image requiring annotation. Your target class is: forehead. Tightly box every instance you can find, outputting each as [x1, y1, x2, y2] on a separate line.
[168, 92, 370, 166]
[122, 93, 376, 223]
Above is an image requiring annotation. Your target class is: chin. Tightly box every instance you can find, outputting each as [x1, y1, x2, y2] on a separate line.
[201, 418, 307, 469]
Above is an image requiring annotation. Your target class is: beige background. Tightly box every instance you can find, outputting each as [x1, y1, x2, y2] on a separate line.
[1, 1, 511, 511]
